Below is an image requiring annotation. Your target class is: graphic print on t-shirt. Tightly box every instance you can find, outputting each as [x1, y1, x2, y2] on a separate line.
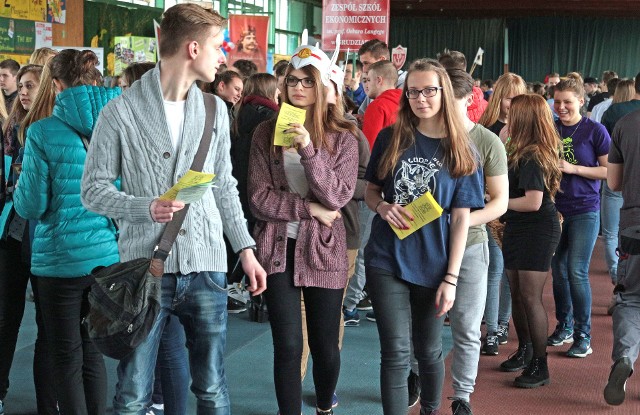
[393, 155, 442, 205]
[562, 137, 578, 164]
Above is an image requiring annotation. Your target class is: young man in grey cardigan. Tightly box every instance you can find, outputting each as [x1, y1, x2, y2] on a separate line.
[81, 4, 266, 414]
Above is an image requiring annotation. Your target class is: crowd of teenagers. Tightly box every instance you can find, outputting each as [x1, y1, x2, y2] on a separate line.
[0, 3, 640, 415]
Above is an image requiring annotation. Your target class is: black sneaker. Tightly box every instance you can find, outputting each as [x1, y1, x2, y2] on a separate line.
[500, 343, 533, 372]
[356, 296, 373, 311]
[496, 322, 509, 344]
[604, 357, 633, 405]
[408, 370, 420, 408]
[343, 307, 360, 327]
[481, 335, 499, 356]
[566, 333, 592, 358]
[547, 323, 573, 346]
[227, 297, 247, 313]
[449, 397, 472, 415]
[366, 311, 376, 322]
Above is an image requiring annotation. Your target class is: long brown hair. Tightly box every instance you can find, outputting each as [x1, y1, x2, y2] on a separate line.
[478, 73, 527, 128]
[3, 65, 43, 141]
[0, 92, 7, 122]
[377, 58, 476, 180]
[613, 79, 635, 103]
[506, 94, 562, 198]
[232, 72, 277, 136]
[19, 63, 56, 146]
[29, 47, 58, 66]
[281, 64, 357, 151]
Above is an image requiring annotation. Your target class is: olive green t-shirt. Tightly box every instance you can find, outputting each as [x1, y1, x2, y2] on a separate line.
[466, 124, 508, 247]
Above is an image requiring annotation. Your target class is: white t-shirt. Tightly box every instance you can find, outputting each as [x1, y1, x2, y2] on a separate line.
[283, 149, 309, 239]
[163, 100, 186, 151]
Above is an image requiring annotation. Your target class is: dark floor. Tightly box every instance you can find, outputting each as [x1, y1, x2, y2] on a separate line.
[5, 283, 452, 414]
[7, 240, 630, 415]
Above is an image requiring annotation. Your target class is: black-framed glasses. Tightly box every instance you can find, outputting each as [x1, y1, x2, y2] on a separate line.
[406, 87, 443, 99]
[285, 76, 316, 88]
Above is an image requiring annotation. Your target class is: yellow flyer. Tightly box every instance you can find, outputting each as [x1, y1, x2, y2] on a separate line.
[391, 192, 444, 240]
[159, 170, 216, 203]
[274, 103, 306, 147]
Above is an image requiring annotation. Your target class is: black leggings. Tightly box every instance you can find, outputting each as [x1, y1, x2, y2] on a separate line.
[37, 275, 107, 415]
[263, 239, 343, 415]
[0, 237, 57, 414]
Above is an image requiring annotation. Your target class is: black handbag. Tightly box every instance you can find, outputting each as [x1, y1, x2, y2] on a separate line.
[84, 93, 217, 360]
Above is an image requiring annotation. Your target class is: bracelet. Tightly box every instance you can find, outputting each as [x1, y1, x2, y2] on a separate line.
[375, 200, 386, 214]
[237, 245, 257, 255]
[442, 279, 457, 287]
[445, 272, 459, 279]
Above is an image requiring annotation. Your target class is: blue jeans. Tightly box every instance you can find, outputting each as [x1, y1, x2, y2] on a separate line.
[551, 211, 600, 338]
[343, 201, 373, 310]
[367, 266, 445, 414]
[113, 271, 229, 415]
[484, 232, 512, 334]
[601, 182, 623, 282]
[153, 314, 189, 413]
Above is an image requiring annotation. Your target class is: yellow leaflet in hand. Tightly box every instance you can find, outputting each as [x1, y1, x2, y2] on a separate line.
[391, 192, 444, 240]
[159, 170, 216, 203]
[274, 103, 306, 147]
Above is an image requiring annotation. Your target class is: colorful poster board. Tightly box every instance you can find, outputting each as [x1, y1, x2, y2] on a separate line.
[114, 36, 158, 75]
[227, 15, 269, 73]
[322, 0, 390, 51]
[54, 47, 105, 74]
[0, 17, 36, 55]
[0, 0, 63, 23]
[47, 0, 66, 24]
[35, 22, 53, 49]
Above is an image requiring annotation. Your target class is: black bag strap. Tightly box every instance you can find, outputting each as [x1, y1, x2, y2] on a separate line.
[152, 93, 217, 263]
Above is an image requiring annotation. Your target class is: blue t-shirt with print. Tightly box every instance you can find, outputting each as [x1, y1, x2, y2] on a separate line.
[555, 117, 610, 217]
[364, 127, 485, 289]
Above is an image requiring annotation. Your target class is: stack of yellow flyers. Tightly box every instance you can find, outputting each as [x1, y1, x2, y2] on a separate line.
[274, 103, 307, 147]
[159, 170, 216, 204]
[391, 192, 444, 240]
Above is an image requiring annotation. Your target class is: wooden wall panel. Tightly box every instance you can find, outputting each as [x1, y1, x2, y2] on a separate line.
[52, 0, 84, 46]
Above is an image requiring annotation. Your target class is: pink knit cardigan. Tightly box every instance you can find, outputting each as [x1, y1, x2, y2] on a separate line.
[248, 119, 359, 289]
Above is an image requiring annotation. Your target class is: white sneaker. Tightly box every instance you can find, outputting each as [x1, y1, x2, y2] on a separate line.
[227, 283, 249, 304]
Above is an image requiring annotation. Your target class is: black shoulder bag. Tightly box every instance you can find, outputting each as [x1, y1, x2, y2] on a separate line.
[84, 93, 217, 360]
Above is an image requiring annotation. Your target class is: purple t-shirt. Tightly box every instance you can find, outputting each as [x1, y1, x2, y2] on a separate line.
[555, 117, 610, 217]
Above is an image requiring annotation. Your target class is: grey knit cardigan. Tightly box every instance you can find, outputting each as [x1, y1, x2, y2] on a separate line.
[81, 65, 254, 274]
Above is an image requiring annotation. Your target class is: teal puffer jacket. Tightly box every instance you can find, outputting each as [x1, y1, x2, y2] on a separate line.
[14, 85, 121, 277]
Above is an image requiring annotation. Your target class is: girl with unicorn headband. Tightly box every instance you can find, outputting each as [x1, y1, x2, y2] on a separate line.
[247, 32, 360, 415]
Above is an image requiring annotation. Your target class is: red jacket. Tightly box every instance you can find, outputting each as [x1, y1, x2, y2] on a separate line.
[467, 86, 488, 123]
[248, 119, 359, 289]
[362, 88, 402, 150]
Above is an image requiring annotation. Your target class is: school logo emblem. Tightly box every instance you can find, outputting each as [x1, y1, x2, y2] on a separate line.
[392, 45, 407, 70]
[297, 48, 312, 59]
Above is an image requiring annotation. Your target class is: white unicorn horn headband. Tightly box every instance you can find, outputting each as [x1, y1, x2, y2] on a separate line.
[290, 29, 341, 87]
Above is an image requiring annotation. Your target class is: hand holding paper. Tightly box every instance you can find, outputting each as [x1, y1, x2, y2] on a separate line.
[391, 192, 444, 240]
[274, 103, 307, 147]
[159, 170, 216, 204]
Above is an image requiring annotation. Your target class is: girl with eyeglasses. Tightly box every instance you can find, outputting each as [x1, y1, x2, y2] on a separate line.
[248, 41, 359, 415]
[364, 59, 484, 415]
